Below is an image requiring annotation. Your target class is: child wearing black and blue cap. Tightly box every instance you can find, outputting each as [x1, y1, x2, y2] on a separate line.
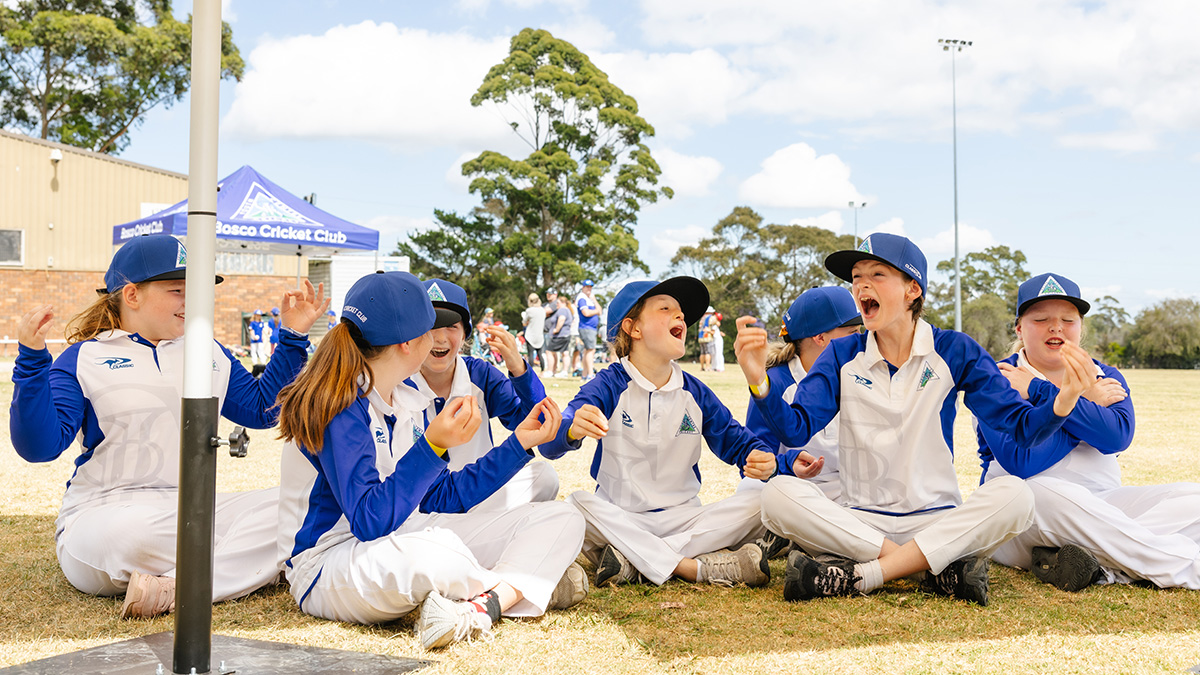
[10, 234, 327, 619]
[275, 271, 586, 650]
[978, 272, 1200, 592]
[541, 276, 777, 588]
[736, 233, 1097, 605]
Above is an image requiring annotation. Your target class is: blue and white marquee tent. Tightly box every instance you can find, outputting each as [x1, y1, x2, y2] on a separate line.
[112, 165, 379, 255]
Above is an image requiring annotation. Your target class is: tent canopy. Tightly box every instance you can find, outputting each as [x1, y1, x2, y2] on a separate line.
[113, 165, 379, 255]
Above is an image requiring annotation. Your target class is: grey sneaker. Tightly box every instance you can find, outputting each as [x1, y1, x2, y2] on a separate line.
[548, 562, 589, 609]
[696, 543, 770, 587]
[924, 556, 990, 606]
[595, 545, 644, 586]
[120, 571, 175, 619]
[1031, 544, 1103, 592]
[416, 590, 492, 650]
[783, 549, 859, 601]
[755, 530, 791, 560]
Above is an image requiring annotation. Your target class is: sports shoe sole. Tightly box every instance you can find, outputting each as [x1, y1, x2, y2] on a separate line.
[1032, 544, 1101, 592]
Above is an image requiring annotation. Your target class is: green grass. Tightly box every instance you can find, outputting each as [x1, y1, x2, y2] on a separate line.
[1, 361, 1199, 674]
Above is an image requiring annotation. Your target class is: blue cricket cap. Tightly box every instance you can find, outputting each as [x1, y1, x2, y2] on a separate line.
[1016, 272, 1090, 317]
[782, 286, 863, 340]
[341, 271, 436, 347]
[824, 232, 928, 295]
[423, 278, 473, 337]
[606, 276, 709, 342]
[101, 234, 223, 294]
[582, 279, 594, 287]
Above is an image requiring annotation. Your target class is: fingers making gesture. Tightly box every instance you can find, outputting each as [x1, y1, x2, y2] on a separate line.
[424, 395, 482, 450]
[514, 397, 562, 450]
[279, 280, 330, 334]
[1052, 342, 1097, 417]
[18, 304, 55, 351]
[483, 324, 526, 376]
[733, 315, 769, 393]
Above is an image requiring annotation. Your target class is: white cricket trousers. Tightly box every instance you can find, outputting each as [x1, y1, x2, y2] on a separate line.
[56, 488, 279, 602]
[567, 489, 765, 585]
[991, 476, 1200, 589]
[296, 500, 585, 625]
[761, 475, 1034, 574]
[468, 461, 560, 512]
[737, 475, 842, 502]
[250, 341, 269, 365]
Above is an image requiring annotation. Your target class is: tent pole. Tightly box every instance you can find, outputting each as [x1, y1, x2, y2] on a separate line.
[296, 247, 302, 288]
[175, 0, 220, 672]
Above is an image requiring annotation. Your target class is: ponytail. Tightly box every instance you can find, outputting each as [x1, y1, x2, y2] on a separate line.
[65, 290, 125, 344]
[277, 320, 386, 454]
[765, 340, 801, 370]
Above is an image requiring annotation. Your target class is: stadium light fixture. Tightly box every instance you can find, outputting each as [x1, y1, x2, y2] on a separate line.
[939, 38, 972, 333]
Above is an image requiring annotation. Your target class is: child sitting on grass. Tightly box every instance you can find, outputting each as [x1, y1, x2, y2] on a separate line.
[541, 276, 777, 588]
[737, 233, 1095, 606]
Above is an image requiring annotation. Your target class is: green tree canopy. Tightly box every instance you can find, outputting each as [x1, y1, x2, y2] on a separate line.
[1086, 294, 1131, 365]
[926, 245, 1030, 357]
[1126, 298, 1200, 369]
[0, 0, 242, 154]
[669, 206, 854, 343]
[457, 28, 668, 292]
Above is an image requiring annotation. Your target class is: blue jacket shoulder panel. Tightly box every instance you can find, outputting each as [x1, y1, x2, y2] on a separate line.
[542, 363, 630, 459]
[751, 334, 855, 448]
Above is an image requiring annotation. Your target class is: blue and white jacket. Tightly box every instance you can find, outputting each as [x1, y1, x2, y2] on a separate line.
[977, 351, 1133, 493]
[750, 320, 1069, 516]
[277, 381, 532, 609]
[542, 357, 771, 513]
[248, 320, 266, 344]
[9, 328, 309, 534]
[408, 355, 545, 471]
[745, 357, 841, 487]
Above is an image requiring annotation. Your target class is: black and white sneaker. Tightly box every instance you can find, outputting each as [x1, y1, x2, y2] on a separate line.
[1031, 544, 1103, 592]
[595, 545, 646, 586]
[924, 556, 990, 606]
[755, 530, 792, 560]
[783, 549, 860, 602]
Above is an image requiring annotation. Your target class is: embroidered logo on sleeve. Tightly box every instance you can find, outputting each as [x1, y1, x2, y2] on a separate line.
[621, 410, 634, 429]
[675, 411, 700, 436]
[918, 363, 939, 390]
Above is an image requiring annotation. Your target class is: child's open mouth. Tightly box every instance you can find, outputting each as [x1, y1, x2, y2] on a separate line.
[1045, 338, 1064, 350]
[431, 347, 451, 358]
[670, 325, 685, 340]
[858, 297, 880, 319]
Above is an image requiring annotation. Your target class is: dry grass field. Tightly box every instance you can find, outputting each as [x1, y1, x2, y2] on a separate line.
[1, 361, 1199, 674]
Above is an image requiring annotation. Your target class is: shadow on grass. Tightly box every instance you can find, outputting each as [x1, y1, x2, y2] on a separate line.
[571, 556, 1200, 660]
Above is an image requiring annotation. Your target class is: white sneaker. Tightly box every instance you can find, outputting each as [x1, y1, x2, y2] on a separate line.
[548, 562, 589, 610]
[416, 590, 493, 650]
[696, 543, 770, 587]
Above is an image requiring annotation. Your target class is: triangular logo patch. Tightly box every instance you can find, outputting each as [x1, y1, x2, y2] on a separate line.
[412, 423, 423, 444]
[858, 236, 873, 253]
[427, 282, 447, 302]
[918, 363, 939, 389]
[1039, 276, 1066, 297]
[676, 411, 700, 436]
[175, 242, 187, 267]
[232, 181, 323, 227]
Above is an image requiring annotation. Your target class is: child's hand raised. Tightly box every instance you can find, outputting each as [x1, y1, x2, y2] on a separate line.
[1082, 376, 1127, 407]
[569, 404, 609, 441]
[743, 449, 777, 481]
[425, 395, 481, 450]
[734, 316, 769, 394]
[997, 362, 1035, 400]
[515, 397, 562, 450]
[1053, 342, 1096, 417]
[790, 451, 825, 479]
[484, 325, 525, 376]
[18, 304, 55, 351]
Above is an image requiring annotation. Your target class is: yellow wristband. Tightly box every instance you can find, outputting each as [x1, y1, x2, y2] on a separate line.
[567, 427, 578, 442]
[749, 377, 769, 398]
[427, 439, 448, 457]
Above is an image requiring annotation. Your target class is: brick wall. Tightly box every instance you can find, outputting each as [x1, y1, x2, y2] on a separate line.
[0, 269, 295, 354]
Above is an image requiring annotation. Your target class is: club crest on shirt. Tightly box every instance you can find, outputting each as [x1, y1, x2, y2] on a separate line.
[851, 373, 873, 389]
[621, 410, 634, 429]
[374, 428, 387, 445]
[918, 363, 939, 390]
[96, 356, 134, 370]
[676, 411, 700, 437]
[412, 424, 423, 444]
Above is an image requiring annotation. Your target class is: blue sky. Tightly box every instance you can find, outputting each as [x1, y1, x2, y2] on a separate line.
[117, 0, 1199, 315]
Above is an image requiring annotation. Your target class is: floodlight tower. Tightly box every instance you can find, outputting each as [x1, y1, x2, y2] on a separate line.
[939, 37, 971, 332]
[848, 201, 866, 249]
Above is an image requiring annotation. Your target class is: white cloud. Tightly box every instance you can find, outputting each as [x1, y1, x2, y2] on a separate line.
[738, 143, 865, 209]
[1145, 288, 1194, 300]
[543, 15, 616, 53]
[221, 0, 235, 22]
[444, 151, 481, 193]
[1058, 131, 1158, 152]
[788, 211, 845, 235]
[223, 22, 512, 151]
[653, 148, 722, 197]
[866, 218, 907, 237]
[650, 224, 708, 263]
[916, 223, 997, 260]
[1081, 284, 1123, 301]
[368, 214, 435, 251]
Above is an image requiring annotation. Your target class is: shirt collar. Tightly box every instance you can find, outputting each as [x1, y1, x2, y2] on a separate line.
[620, 356, 683, 392]
[409, 356, 472, 400]
[862, 319, 933, 368]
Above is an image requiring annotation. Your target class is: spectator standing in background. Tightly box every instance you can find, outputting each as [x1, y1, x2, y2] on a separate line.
[545, 296, 572, 377]
[698, 308, 717, 371]
[711, 312, 726, 372]
[248, 310, 268, 366]
[576, 280, 601, 382]
[523, 293, 547, 371]
[268, 307, 281, 356]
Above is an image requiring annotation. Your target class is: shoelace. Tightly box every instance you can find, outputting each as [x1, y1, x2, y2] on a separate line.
[814, 564, 854, 596]
[702, 551, 743, 586]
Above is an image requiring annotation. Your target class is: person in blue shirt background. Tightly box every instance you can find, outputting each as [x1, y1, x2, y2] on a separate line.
[275, 271, 585, 650]
[248, 309, 268, 365]
[10, 234, 326, 619]
[268, 306, 281, 355]
[736, 233, 1095, 606]
[576, 280, 601, 381]
[542, 276, 777, 589]
[977, 272, 1200, 591]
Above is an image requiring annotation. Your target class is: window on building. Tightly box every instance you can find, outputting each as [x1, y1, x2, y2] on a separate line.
[0, 230, 24, 266]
